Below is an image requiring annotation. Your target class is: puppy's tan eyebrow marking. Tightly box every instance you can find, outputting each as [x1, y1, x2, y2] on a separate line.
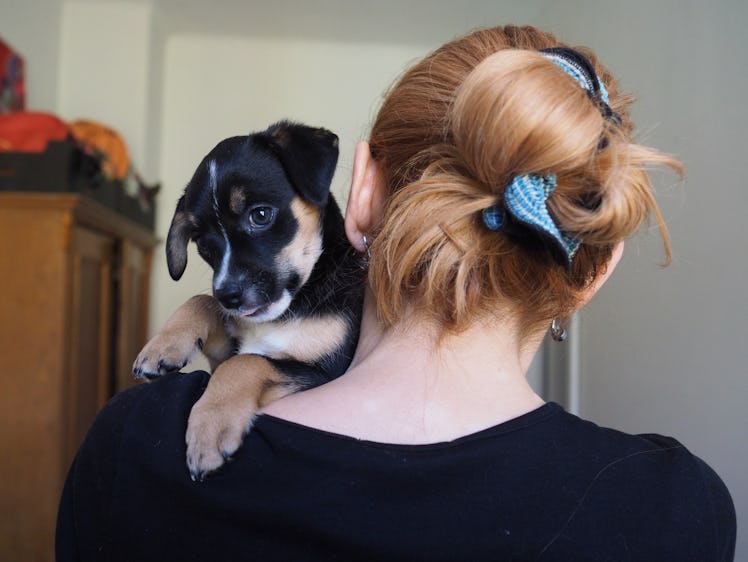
[230, 186, 246, 215]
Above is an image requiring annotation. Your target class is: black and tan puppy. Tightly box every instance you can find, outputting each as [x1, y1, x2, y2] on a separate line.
[133, 121, 363, 480]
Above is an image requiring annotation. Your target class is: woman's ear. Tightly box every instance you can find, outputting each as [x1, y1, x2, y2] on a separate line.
[344, 141, 386, 252]
[575, 241, 625, 310]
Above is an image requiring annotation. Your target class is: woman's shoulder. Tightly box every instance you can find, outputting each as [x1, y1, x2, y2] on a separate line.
[551, 409, 735, 523]
[57, 372, 212, 560]
[88, 371, 211, 435]
[539, 410, 736, 561]
[67, 371, 212, 486]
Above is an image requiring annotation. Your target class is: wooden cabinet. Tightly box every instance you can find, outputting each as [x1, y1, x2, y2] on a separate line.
[0, 193, 157, 562]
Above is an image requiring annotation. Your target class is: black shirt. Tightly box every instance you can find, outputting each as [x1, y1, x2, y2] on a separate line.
[56, 371, 735, 561]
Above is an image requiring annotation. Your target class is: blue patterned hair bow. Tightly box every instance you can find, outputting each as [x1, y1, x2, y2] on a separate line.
[481, 48, 619, 268]
[482, 173, 581, 268]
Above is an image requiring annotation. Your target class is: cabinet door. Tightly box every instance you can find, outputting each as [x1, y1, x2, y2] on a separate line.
[65, 226, 115, 461]
[0, 195, 155, 562]
[0, 205, 70, 562]
[115, 239, 152, 393]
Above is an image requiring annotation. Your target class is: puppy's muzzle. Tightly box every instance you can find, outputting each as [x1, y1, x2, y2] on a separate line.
[214, 282, 270, 315]
[214, 282, 246, 310]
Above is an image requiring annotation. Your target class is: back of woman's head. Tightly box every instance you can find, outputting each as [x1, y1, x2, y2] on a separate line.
[367, 25, 682, 338]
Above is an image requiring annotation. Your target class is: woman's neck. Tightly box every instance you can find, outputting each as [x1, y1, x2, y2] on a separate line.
[261, 289, 546, 443]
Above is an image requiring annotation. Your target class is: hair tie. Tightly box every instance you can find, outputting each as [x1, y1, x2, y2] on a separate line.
[482, 173, 581, 269]
[540, 47, 621, 126]
[480, 47, 617, 269]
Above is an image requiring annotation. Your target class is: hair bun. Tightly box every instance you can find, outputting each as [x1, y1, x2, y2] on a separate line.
[449, 49, 605, 193]
[366, 26, 682, 337]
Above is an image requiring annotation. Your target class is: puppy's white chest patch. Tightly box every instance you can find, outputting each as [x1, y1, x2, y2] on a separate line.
[234, 315, 349, 363]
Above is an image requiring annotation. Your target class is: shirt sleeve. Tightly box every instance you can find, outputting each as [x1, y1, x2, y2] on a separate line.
[693, 455, 737, 561]
[537, 440, 736, 561]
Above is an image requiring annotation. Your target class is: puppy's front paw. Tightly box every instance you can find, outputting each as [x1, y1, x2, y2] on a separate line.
[133, 333, 204, 381]
[185, 394, 256, 481]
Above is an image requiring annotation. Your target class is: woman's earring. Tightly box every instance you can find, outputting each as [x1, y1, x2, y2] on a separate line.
[359, 234, 371, 269]
[550, 318, 567, 342]
[362, 234, 372, 259]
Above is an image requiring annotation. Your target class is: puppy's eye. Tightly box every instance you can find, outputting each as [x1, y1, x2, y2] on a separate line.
[194, 236, 211, 256]
[248, 206, 276, 230]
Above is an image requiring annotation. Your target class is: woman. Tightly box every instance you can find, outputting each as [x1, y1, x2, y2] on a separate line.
[57, 25, 735, 561]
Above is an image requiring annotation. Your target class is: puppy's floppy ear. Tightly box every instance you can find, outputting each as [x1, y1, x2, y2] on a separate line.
[261, 120, 339, 207]
[165, 195, 192, 280]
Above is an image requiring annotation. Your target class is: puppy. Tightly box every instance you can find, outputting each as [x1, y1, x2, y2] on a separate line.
[133, 121, 364, 480]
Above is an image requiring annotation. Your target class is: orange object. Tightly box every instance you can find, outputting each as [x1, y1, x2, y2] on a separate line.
[0, 111, 69, 152]
[70, 119, 131, 180]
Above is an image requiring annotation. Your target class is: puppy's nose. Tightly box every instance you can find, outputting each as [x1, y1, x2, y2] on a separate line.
[215, 284, 243, 309]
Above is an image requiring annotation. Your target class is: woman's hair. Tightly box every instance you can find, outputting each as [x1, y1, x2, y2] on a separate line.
[366, 25, 682, 338]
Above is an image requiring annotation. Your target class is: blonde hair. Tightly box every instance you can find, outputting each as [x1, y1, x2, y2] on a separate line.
[367, 25, 682, 338]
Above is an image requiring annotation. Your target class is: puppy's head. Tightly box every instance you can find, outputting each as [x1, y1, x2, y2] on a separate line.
[166, 121, 339, 322]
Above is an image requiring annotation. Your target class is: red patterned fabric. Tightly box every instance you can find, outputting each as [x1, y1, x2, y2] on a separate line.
[0, 38, 25, 115]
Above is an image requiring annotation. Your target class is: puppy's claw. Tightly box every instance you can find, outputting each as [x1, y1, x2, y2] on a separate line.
[189, 469, 206, 483]
[133, 335, 202, 381]
[157, 359, 185, 374]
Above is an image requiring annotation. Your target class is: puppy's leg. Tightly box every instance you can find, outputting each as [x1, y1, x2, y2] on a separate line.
[133, 294, 233, 380]
[185, 354, 299, 481]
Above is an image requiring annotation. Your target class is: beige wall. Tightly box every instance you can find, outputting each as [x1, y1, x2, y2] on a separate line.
[57, 1, 153, 168]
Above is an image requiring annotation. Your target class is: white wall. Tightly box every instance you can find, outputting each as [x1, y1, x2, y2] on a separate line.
[0, 0, 62, 112]
[534, 0, 748, 558]
[57, 0, 153, 170]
